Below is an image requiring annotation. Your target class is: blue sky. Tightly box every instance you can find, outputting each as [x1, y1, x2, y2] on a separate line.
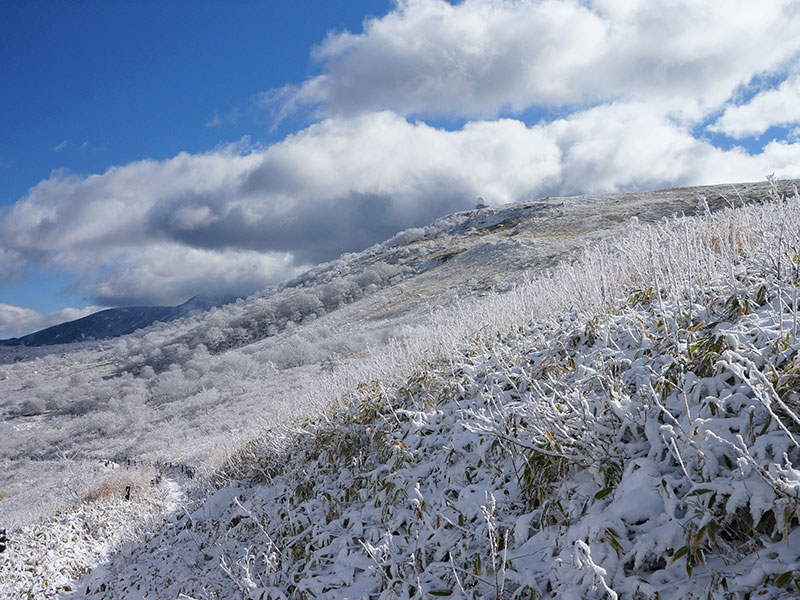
[1, 1, 391, 202]
[0, 0, 390, 325]
[2, 0, 800, 338]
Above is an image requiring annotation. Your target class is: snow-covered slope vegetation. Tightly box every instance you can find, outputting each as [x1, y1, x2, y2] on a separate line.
[1, 179, 799, 598]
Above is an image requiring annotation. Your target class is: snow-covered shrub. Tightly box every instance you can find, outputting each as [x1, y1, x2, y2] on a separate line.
[212, 350, 262, 380]
[319, 278, 359, 309]
[353, 261, 403, 289]
[189, 387, 223, 409]
[384, 226, 426, 248]
[60, 397, 101, 416]
[17, 397, 46, 416]
[149, 365, 202, 405]
[264, 334, 319, 369]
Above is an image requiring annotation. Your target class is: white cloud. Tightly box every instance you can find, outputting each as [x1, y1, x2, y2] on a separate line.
[85, 245, 301, 306]
[273, 0, 800, 123]
[543, 102, 800, 193]
[205, 112, 223, 128]
[711, 71, 800, 138]
[0, 303, 101, 340]
[4, 0, 800, 311]
[3, 109, 800, 308]
[0, 113, 562, 305]
[0, 248, 26, 281]
[53, 140, 69, 152]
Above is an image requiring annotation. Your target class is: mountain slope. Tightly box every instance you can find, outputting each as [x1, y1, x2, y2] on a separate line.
[94, 179, 800, 365]
[67, 181, 800, 599]
[1, 179, 799, 599]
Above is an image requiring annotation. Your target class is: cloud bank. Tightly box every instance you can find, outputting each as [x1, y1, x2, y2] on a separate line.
[275, 0, 800, 121]
[2, 0, 800, 311]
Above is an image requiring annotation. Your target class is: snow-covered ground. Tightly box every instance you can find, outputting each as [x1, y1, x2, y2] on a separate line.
[1, 178, 799, 598]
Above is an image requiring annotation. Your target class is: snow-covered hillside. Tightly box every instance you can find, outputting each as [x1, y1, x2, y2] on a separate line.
[1, 178, 799, 598]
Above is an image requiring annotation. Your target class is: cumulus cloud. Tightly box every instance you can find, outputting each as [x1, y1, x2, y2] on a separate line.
[273, 0, 800, 122]
[85, 245, 300, 307]
[544, 102, 800, 193]
[711, 70, 800, 138]
[3, 108, 800, 308]
[0, 113, 562, 305]
[0, 303, 101, 340]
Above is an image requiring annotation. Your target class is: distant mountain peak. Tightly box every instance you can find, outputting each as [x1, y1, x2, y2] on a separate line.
[0, 296, 237, 347]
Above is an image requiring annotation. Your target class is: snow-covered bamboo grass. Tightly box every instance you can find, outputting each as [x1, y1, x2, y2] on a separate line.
[54, 183, 800, 599]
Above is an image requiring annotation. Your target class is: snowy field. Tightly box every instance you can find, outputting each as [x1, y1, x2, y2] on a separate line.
[1, 178, 799, 598]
